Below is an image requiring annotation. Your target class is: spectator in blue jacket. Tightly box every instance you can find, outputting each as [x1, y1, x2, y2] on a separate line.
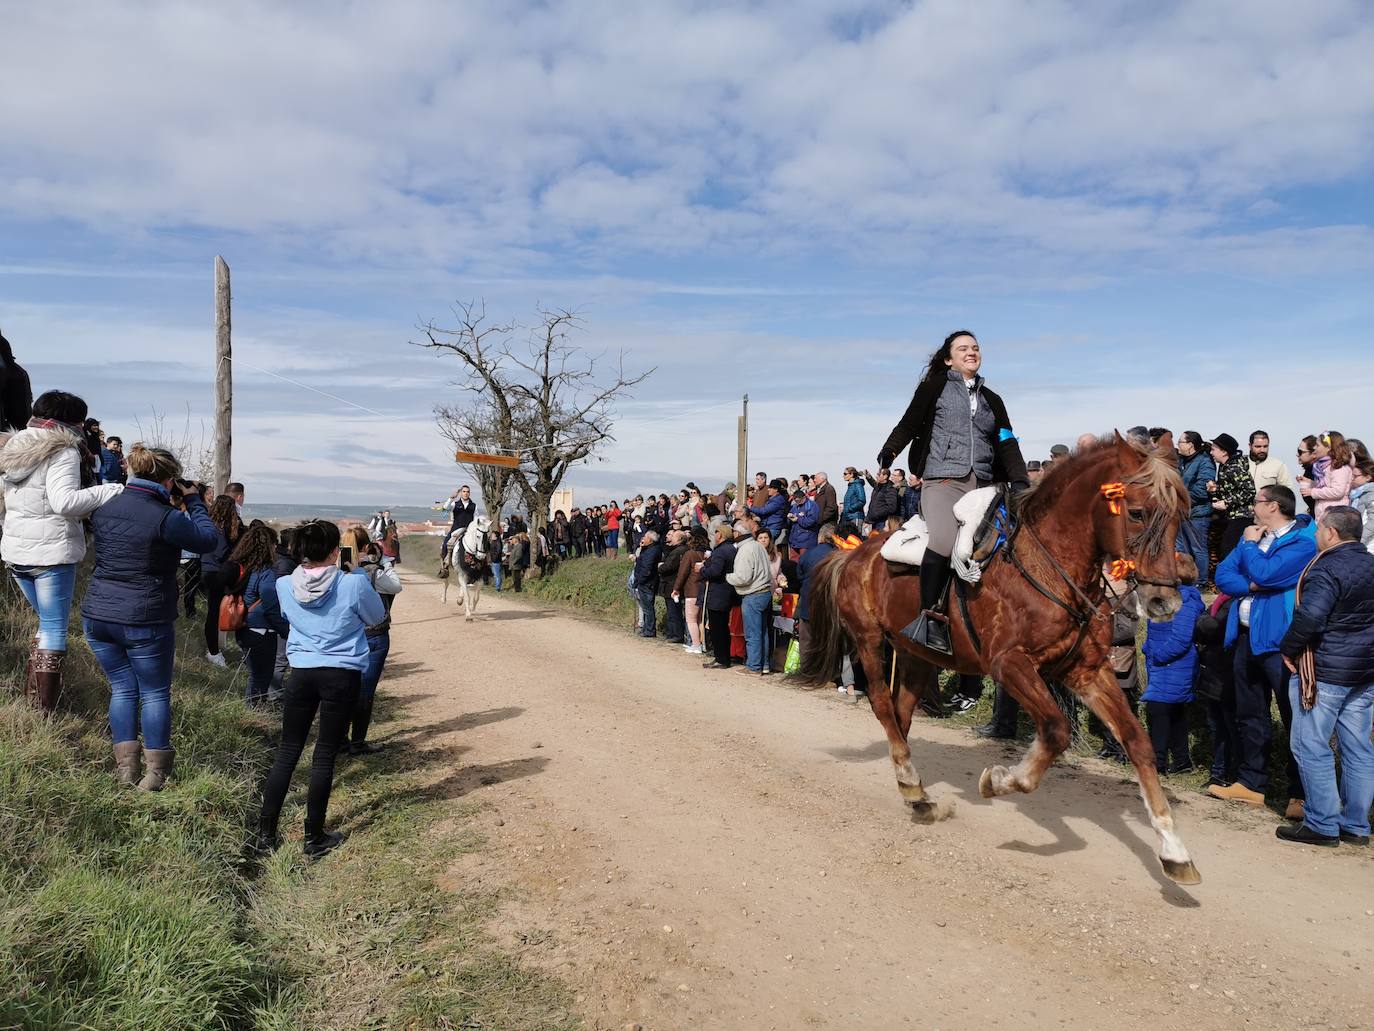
[232, 522, 291, 708]
[1142, 554, 1204, 774]
[1209, 484, 1317, 813]
[841, 467, 866, 525]
[1277, 506, 1374, 847]
[748, 478, 787, 540]
[98, 435, 127, 484]
[82, 445, 219, 791]
[632, 530, 662, 638]
[256, 519, 386, 859]
[1175, 431, 1216, 584]
[785, 488, 820, 559]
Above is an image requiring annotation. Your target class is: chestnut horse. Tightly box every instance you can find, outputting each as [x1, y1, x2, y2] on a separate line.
[798, 433, 1201, 885]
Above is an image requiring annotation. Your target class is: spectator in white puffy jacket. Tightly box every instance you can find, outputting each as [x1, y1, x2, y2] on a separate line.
[0, 390, 124, 709]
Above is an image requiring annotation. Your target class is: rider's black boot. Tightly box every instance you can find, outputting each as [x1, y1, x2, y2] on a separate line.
[900, 551, 953, 655]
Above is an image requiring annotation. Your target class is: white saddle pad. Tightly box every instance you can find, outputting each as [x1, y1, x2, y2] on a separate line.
[878, 485, 1001, 584]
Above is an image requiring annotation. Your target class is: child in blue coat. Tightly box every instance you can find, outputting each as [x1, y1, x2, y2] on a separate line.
[1142, 554, 1205, 774]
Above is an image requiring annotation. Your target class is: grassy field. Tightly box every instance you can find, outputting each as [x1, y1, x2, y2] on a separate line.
[0, 564, 574, 1030]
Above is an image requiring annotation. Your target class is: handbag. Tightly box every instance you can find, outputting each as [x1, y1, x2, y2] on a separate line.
[1291, 552, 1331, 711]
[219, 593, 248, 632]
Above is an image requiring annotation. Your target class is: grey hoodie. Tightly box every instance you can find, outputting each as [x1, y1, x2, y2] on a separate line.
[290, 563, 340, 605]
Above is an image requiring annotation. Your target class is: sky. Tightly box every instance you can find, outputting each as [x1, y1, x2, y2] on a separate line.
[2, 0, 1373, 511]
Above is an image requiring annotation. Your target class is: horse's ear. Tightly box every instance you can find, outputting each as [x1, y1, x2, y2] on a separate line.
[1154, 429, 1177, 466]
[1112, 430, 1137, 466]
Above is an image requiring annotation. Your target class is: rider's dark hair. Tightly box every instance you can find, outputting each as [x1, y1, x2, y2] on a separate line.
[920, 330, 977, 384]
[1180, 430, 1204, 452]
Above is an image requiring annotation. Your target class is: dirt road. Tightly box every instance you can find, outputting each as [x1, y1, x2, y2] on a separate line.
[383, 568, 1372, 1030]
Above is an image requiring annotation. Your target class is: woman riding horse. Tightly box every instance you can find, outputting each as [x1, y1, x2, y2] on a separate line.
[878, 330, 1030, 653]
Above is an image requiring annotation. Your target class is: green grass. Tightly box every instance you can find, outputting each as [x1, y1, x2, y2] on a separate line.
[0, 566, 575, 1030]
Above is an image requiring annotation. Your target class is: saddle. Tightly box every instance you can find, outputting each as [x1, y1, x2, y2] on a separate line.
[878, 485, 1007, 583]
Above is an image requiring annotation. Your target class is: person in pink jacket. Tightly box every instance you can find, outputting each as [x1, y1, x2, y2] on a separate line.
[1300, 431, 1356, 518]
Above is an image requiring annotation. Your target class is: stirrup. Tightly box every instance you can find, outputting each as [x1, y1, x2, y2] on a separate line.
[899, 611, 952, 654]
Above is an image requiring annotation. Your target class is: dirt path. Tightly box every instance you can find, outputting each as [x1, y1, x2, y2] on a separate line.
[382, 568, 1372, 1031]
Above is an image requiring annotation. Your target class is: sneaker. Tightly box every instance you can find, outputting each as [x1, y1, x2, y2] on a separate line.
[1275, 823, 1338, 848]
[948, 695, 977, 714]
[1284, 798, 1305, 821]
[1339, 830, 1370, 846]
[205, 652, 228, 668]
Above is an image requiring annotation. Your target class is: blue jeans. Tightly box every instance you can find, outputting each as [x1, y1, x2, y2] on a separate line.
[10, 563, 78, 650]
[606, 529, 619, 550]
[84, 619, 177, 749]
[361, 631, 390, 705]
[742, 591, 772, 671]
[1288, 678, 1374, 837]
[492, 561, 503, 591]
[243, 630, 279, 705]
[636, 587, 658, 636]
[1176, 516, 1212, 583]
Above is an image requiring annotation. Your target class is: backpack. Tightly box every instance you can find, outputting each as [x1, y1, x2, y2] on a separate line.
[218, 562, 258, 632]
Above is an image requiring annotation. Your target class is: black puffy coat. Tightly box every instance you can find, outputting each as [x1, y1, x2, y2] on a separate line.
[1280, 542, 1374, 687]
[699, 540, 739, 611]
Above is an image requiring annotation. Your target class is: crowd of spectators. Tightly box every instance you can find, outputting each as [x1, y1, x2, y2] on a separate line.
[1, 370, 404, 858]
[522, 426, 1373, 848]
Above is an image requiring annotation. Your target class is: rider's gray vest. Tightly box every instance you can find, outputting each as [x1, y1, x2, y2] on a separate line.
[923, 370, 996, 482]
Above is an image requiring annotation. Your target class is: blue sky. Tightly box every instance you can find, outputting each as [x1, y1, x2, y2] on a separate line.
[3, 0, 1373, 508]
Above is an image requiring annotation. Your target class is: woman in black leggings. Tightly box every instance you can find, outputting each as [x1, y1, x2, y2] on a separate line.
[255, 520, 385, 857]
[199, 495, 242, 665]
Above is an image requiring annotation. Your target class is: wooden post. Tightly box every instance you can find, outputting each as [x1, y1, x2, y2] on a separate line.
[736, 393, 748, 514]
[214, 256, 232, 494]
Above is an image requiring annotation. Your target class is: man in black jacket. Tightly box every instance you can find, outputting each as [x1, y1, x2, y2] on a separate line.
[568, 509, 589, 558]
[633, 531, 663, 638]
[699, 531, 740, 668]
[863, 467, 899, 532]
[1276, 506, 1374, 847]
[657, 525, 689, 644]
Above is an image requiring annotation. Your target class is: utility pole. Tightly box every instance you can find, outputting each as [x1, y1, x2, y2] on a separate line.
[213, 256, 232, 494]
[736, 393, 748, 514]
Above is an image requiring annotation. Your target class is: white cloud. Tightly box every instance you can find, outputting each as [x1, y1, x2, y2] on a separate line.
[3, 0, 1372, 273]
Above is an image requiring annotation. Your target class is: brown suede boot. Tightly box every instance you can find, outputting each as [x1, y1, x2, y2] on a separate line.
[138, 748, 175, 792]
[22, 636, 40, 704]
[113, 741, 143, 788]
[32, 649, 64, 712]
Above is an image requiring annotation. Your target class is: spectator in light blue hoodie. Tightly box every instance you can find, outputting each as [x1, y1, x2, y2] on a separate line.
[255, 519, 385, 859]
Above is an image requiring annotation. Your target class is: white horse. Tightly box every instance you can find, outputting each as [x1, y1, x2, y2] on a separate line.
[443, 516, 492, 621]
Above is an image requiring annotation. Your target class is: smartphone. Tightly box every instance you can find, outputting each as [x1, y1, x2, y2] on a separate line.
[339, 545, 355, 568]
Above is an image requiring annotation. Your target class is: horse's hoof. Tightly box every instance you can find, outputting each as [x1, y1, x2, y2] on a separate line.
[465, 615, 473, 622]
[909, 800, 940, 824]
[978, 768, 995, 799]
[1160, 858, 1202, 886]
[897, 780, 927, 804]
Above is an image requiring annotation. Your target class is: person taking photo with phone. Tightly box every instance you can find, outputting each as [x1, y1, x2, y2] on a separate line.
[255, 519, 386, 858]
[82, 447, 219, 789]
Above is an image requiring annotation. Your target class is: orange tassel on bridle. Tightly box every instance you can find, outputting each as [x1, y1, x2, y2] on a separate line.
[1100, 482, 1127, 515]
[1108, 558, 1136, 579]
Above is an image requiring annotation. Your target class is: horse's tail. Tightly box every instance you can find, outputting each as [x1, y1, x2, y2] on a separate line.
[794, 549, 854, 686]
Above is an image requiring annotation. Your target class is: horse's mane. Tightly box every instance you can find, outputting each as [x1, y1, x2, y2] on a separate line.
[1017, 435, 1187, 558]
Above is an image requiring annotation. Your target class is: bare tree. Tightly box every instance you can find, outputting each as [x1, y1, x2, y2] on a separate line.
[417, 301, 652, 530]
[434, 404, 518, 521]
[133, 404, 214, 483]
